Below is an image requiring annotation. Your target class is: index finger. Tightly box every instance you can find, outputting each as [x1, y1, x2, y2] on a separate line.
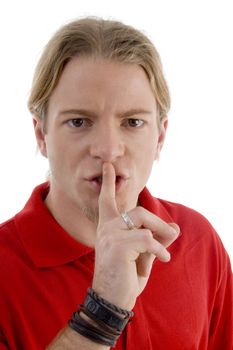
[98, 162, 119, 224]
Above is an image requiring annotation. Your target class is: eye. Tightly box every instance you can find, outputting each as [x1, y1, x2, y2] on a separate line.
[126, 119, 144, 127]
[67, 118, 92, 128]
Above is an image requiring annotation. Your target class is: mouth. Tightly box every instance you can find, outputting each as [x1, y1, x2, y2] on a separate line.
[86, 174, 129, 192]
[91, 175, 122, 184]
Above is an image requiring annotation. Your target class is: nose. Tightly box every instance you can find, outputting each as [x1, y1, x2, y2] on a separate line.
[89, 124, 125, 162]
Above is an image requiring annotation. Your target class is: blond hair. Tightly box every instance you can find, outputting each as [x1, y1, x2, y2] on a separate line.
[28, 17, 170, 124]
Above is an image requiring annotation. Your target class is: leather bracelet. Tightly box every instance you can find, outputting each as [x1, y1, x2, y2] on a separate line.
[74, 311, 118, 339]
[84, 292, 129, 331]
[69, 312, 118, 347]
[83, 288, 133, 332]
[79, 305, 121, 336]
[68, 288, 134, 347]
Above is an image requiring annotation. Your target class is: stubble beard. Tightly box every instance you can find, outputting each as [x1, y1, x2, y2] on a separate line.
[81, 205, 100, 225]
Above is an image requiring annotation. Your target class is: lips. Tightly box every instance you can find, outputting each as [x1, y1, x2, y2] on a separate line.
[91, 175, 123, 184]
[86, 172, 129, 192]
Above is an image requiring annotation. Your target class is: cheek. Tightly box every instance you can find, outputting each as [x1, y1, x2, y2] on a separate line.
[45, 137, 69, 172]
[141, 144, 157, 178]
[134, 145, 156, 183]
[140, 156, 155, 180]
[138, 140, 157, 165]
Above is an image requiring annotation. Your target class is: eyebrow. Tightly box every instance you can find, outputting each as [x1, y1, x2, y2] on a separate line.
[57, 108, 153, 119]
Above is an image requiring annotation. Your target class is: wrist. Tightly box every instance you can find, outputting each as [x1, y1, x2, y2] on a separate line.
[91, 283, 136, 311]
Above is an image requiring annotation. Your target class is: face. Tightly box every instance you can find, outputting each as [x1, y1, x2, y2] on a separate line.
[34, 57, 167, 223]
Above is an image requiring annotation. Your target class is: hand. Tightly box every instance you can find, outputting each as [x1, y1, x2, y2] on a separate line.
[92, 162, 180, 311]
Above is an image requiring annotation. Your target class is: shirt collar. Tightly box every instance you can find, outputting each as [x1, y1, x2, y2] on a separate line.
[14, 183, 93, 268]
[14, 183, 175, 268]
[138, 187, 176, 224]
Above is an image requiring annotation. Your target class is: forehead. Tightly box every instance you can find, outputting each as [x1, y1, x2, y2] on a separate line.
[48, 57, 157, 115]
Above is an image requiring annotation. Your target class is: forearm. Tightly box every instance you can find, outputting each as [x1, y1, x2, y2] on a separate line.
[46, 326, 110, 350]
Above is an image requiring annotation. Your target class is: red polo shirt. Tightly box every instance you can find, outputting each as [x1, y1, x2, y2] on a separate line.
[0, 183, 232, 349]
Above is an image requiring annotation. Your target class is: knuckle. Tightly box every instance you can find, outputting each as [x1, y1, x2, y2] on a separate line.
[141, 229, 153, 243]
[136, 206, 145, 216]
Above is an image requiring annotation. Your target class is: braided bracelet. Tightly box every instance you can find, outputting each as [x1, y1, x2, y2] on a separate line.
[88, 288, 134, 319]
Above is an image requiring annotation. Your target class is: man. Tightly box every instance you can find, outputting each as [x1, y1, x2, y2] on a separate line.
[0, 17, 232, 350]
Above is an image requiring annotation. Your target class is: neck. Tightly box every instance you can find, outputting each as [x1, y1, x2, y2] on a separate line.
[44, 187, 97, 248]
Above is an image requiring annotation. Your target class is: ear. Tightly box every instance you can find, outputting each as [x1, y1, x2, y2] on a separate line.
[154, 117, 168, 160]
[33, 116, 48, 158]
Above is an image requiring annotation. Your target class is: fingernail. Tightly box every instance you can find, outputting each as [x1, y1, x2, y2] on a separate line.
[165, 251, 171, 261]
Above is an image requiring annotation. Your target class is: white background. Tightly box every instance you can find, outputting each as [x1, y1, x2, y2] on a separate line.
[0, 0, 232, 265]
